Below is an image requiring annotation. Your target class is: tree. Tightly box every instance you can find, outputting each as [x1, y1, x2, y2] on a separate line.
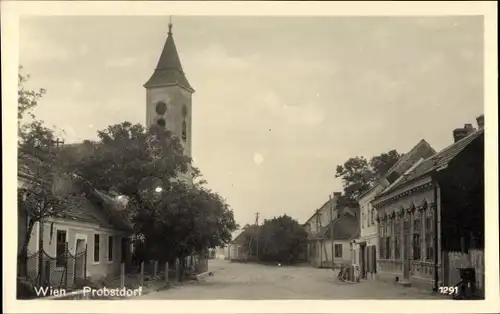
[63, 122, 190, 198]
[369, 150, 403, 179]
[17, 67, 73, 277]
[244, 215, 308, 264]
[133, 182, 237, 269]
[335, 150, 403, 201]
[66, 122, 237, 276]
[18, 66, 46, 129]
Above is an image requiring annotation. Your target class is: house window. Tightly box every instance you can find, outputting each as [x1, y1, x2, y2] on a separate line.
[362, 212, 365, 228]
[425, 216, 434, 261]
[56, 230, 67, 267]
[379, 222, 385, 259]
[384, 221, 392, 259]
[108, 236, 114, 262]
[367, 208, 371, 227]
[371, 206, 375, 225]
[413, 217, 421, 260]
[181, 120, 187, 142]
[334, 244, 342, 258]
[94, 234, 100, 263]
[394, 218, 401, 260]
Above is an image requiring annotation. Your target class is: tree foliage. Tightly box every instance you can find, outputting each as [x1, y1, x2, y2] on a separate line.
[243, 215, 308, 264]
[17, 67, 74, 276]
[335, 150, 403, 201]
[66, 122, 238, 265]
[132, 182, 237, 263]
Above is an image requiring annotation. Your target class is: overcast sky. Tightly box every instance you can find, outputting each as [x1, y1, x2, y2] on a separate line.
[19, 16, 483, 226]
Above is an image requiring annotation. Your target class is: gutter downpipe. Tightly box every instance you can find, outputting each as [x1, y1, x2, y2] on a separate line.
[433, 182, 439, 292]
[433, 163, 447, 292]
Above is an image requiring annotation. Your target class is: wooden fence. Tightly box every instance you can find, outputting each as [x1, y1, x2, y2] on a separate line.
[443, 249, 484, 295]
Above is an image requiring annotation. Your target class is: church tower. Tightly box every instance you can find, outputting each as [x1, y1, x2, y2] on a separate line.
[144, 20, 194, 160]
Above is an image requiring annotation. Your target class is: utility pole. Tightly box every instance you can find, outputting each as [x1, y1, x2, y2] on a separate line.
[330, 193, 335, 269]
[255, 212, 260, 262]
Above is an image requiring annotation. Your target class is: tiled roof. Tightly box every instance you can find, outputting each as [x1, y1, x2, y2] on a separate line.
[18, 145, 132, 232]
[144, 27, 194, 92]
[232, 226, 257, 245]
[377, 128, 484, 197]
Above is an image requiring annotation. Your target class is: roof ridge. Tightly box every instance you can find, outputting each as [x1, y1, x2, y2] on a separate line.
[375, 128, 483, 199]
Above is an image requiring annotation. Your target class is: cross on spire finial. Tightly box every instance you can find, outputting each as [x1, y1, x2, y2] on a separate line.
[168, 16, 173, 35]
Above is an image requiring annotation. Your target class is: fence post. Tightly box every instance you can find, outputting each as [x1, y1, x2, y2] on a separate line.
[140, 261, 144, 286]
[83, 244, 88, 281]
[38, 250, 44, 286]
[165, 262, 169, 287]
[154, 261, 158, 278]
[120, 263, 125, 288]
[44, 260, 50, 286]
[64, 242, 69, 289]
[73, 248, 78, 285]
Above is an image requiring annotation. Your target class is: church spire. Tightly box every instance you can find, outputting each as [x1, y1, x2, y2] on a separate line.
[168, 15, 173, 36]
[144, 17, 194, 92]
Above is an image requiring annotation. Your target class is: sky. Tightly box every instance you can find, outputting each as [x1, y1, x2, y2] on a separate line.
[19, 16, 484, 226]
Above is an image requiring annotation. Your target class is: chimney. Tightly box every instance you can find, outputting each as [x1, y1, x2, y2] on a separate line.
[333, 192, 342, 197]
[453, 123, 477, 143]
[476, 114, 484, 129]
[453, 128, 467, 143]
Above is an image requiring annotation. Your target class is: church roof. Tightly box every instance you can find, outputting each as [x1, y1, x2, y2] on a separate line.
[144, 23, 194, 92]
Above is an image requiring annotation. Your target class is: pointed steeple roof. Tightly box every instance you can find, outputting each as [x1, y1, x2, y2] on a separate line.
[144, 20, 194, 92]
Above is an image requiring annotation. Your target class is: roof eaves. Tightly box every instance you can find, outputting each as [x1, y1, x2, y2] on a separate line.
[374, 129, 483, 200]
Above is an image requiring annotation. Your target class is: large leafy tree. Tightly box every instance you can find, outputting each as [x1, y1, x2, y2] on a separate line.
[335, 150, 403, 201]
[66, 122, 237, 273]
[244, 215, 308, 264]
[133, 182, 237, 265]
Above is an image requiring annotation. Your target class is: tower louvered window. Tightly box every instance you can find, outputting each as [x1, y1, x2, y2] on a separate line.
[182, 120, 187, 141]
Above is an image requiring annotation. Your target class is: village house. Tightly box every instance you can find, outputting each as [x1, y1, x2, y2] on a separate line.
[371, 115, 484, 292]
[18, 146, 133, 288]
[352, 139, 436, 280]
[303, 193, 359, 268]
[225, 229, 247, 261]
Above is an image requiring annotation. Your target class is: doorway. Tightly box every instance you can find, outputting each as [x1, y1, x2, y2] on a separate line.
[75, 238, 86, 277]
[360, 243, 367, 279]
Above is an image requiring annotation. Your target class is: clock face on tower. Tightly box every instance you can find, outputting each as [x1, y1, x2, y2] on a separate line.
[156, 101, 167, 115]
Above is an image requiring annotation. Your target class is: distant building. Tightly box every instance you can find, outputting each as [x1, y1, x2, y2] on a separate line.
[303, 193, 359, 268]
[225, 229, 247, 261]
[352, 139, 436, 281]
[372, 115, 484, 291]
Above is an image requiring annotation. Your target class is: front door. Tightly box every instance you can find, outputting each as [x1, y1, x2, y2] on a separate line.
[403, 219, 411, 279]
[360, 244, 366, 278]
[75, 239, 86, 278]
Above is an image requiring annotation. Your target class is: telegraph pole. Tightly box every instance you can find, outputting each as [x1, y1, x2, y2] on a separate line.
[255, 212, 260, 261]
[329, 193, 334, 270]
